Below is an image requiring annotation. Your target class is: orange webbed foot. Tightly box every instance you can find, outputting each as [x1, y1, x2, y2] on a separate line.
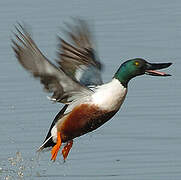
[62, 140, 73, 161]
[51, 132, 62, 161]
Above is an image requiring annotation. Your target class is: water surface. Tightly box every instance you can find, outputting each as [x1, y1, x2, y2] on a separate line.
[0, 0, 180, 179]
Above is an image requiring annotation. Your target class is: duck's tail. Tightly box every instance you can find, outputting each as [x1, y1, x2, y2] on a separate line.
[37, 105, 68, 152]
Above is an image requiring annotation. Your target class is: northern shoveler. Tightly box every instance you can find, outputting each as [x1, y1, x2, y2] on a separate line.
[12, 19, 172, 161]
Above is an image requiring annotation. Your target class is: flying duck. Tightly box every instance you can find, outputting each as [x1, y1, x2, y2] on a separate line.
[12, 19, 172, 161]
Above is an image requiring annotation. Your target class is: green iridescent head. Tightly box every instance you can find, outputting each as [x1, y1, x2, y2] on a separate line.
[114, 58, 172, 87]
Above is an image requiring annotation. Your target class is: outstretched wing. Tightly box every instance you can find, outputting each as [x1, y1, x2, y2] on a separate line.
[57, 19, 103, 87]
[12, 24, 92, 103]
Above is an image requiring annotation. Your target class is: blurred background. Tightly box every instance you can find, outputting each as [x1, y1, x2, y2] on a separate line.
[0, 0, 180, 179]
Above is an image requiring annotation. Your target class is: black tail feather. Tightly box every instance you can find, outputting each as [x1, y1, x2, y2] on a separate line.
[38, 105, 68, 151]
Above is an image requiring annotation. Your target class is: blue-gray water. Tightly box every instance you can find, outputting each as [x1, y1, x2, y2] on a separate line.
[0, 0, 180, 179]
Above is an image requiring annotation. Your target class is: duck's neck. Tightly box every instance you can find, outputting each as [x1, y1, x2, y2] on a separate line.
[114, 66, 134, 88]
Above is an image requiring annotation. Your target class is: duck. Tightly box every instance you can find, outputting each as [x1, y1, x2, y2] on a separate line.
[12, 19, 172, 161]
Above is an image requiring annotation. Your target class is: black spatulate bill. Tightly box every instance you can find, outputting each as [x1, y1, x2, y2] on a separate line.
[145, 62, 172, 76]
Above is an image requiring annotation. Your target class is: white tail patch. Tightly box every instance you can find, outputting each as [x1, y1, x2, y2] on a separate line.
[37, 124, 58, 152]
[51, 125, 57, 143]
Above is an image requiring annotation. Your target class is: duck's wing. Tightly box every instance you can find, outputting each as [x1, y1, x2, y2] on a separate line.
[12, 25, 92, 104]
[57, 19, 103, 87]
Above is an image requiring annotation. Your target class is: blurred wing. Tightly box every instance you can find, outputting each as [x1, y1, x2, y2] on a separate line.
[57, 19, 103, 86]
[12, 24, 92, 103]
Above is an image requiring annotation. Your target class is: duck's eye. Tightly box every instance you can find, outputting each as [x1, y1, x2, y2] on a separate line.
[134, 61, 140, 66]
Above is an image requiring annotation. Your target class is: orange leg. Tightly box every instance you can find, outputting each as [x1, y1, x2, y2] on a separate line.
[62, 140, 73, 161]
[51, 132, 62, 161]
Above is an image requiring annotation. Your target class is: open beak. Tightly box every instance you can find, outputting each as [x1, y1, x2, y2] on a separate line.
[145, 62, 172, 76]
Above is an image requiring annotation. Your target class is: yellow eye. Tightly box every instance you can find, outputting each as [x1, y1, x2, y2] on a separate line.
[135, 61, 140, 66]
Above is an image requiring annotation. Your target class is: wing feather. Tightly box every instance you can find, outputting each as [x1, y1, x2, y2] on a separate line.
[12, 25, 92, 103]
[57, 19, 103, 86]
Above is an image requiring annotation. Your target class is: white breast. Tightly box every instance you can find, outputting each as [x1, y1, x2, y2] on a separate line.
[91, 78, 127, 111]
